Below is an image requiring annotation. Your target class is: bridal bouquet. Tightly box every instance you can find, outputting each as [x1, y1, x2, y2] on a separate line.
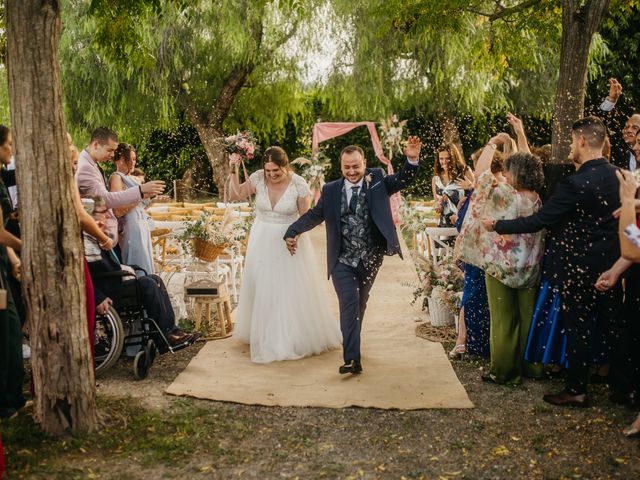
[379, 114, 408, 160]
[411, 252, 464, 315]
[224, 130, 258, 162]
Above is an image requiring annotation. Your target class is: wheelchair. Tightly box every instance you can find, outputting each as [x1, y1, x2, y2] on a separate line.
[93, 267, 195, 379]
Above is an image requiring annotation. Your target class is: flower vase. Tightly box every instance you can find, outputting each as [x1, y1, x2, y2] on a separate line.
[427, 296, 455, 327]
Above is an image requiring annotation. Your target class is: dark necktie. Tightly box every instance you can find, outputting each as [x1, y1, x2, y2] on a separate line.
[96, 162, 108, 188]
[349, 186, 360, 213]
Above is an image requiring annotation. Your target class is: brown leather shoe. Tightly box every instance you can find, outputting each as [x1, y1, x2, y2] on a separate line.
[167, 330, 193, 346]
[543, 390, 589, 408]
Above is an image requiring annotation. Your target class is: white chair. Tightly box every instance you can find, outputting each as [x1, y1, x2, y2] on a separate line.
[217, 248, 244, 303]
[423, 227, 459, 265]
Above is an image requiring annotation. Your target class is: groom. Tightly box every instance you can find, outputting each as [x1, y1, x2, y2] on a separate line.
[284, 138, 422, 374]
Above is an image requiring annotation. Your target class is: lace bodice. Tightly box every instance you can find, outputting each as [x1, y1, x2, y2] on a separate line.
[249, 171, 311, 224]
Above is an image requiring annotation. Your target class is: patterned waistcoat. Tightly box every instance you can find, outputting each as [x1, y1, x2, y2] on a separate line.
[338, 187, 375, 268]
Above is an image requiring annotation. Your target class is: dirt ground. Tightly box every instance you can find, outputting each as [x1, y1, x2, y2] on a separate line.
[6, 333, 640, 480]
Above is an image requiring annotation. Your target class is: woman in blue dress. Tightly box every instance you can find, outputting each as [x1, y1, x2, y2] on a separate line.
[109, 143, 155, 275]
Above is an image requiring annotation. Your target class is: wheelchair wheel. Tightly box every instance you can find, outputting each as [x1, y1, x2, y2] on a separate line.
[94, 306, 125, 377]
[147, 339, 157, 365]
[133, 349, 151, 380]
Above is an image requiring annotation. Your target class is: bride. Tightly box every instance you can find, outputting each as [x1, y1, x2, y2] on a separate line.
[228, 146, 341, 363]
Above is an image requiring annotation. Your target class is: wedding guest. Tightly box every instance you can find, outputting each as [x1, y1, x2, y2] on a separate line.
[599, 77, 639, 171]
[68, 134, 114, 360]
[486, 116, 624, 407]
[85, 197, 197, 347]
[229, 146, 342, 363]
[0, 127, 24, 326]
[449, 149, 493, 359]
[432, 143, 473, 228]
[460, 132, 544, 385]
[613, 142, 640, 438]
[76, 127, 165, 244]
[109, 143, 155, 275]
[0, 204, 23, 419]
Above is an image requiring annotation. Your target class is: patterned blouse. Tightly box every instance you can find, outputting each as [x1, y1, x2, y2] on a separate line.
[458, 171, 544, 289]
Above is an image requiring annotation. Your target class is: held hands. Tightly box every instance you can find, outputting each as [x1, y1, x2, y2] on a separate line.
[607, 77, 622, 103]
[285, 236, 298, 255]
[140, 180, 165, 197]
[96, 297, 113, 315]
[404, 136, 422, 161]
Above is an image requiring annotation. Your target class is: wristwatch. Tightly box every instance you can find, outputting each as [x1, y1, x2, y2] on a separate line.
[489, 143, 497, 150]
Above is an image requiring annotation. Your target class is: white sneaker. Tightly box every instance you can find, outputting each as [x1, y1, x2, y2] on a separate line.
[22, 343, 31, 359]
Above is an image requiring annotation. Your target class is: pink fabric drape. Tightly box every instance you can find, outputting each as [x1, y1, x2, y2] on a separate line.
[311, 122, 402, 225]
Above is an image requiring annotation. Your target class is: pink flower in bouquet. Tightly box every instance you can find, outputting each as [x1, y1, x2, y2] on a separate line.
[224, 130, 258, 162]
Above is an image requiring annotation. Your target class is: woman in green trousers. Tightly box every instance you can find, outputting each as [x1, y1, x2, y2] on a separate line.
[459, 125, 545, 385]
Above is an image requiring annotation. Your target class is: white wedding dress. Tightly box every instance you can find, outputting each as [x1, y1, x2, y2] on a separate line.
[234, 170, 342, 363]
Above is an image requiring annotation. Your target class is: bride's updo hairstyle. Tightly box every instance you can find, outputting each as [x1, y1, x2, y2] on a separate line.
[262, 146, 291, 172]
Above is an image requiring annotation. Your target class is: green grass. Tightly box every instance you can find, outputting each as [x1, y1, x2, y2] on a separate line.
[1, 396, 249, 478]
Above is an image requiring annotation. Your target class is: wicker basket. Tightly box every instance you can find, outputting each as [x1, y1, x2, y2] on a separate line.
[193, 238, 227, 262]
[427, 296, 455, 327]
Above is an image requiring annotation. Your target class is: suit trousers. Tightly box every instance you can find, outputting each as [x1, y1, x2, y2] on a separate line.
[562, 268, 624, 395]
[615, 266, 640, 394]
[331, 254, 383, 363]
[121, 274, 176, 334]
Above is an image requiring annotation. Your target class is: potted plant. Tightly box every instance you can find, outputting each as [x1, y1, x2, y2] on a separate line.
[411, 252, 464, 327]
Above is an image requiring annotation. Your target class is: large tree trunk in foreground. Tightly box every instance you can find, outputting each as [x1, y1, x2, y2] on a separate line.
[550, 0, 611, 163]
[5, 0, 100, 435]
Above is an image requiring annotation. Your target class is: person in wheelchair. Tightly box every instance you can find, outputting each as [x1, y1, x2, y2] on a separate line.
[84, 197, 198, 347]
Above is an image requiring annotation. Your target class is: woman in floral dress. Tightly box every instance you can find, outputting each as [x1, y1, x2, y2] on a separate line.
[458, 133, 545, 385]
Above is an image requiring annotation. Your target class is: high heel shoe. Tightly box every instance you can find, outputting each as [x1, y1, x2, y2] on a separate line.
[449, 344, 467, 359]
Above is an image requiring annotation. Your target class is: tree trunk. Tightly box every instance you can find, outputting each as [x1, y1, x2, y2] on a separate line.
[192, 120, 228, 196]
[550, 0, 611, 163]
[5, 0, 100, 435]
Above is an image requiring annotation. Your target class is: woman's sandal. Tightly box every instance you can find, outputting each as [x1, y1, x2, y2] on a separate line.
[623, 416, 640, 438]
[449, 343, 467, 359]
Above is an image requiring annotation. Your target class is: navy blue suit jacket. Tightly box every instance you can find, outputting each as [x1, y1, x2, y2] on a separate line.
[285, 160, 419, 277]
[495, 157, 620, 274]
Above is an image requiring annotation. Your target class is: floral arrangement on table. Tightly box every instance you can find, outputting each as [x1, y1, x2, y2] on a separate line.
[411, 251, 464, 315]
[379, 114, 408, 160]
[224, 130, 258, 162]
[175, 209, 236, 261]
[291, 152, 332, 204]
[399, 198, 438, 234]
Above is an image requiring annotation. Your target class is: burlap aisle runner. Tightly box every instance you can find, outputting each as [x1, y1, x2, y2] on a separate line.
[166, 226, 473, 409]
